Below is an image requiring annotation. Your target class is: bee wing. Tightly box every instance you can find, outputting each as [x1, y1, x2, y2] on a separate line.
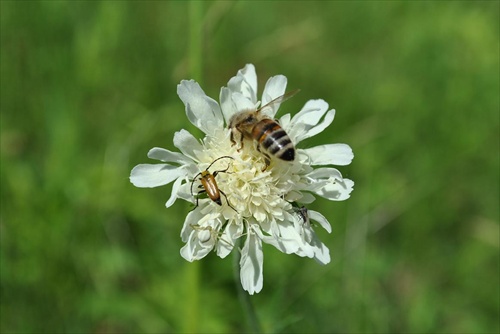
[258, 89, 300, 115]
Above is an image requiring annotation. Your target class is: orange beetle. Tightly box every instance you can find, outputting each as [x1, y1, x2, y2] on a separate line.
[190, 156, 237, 212]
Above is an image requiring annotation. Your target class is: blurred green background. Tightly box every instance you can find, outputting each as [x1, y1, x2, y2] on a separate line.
[1, 1, 498, 333]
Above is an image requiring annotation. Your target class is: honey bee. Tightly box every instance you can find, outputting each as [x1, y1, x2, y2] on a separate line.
[190, 156, 237, 212]
[228, 89, 300, 167]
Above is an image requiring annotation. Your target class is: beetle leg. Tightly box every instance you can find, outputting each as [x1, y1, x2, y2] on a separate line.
[220, 190, 238, 213]
[189, 189, 206, 212]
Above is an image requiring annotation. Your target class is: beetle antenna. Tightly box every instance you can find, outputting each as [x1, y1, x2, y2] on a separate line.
[206, 155, 234, 171]
[190, 172, 202, 196]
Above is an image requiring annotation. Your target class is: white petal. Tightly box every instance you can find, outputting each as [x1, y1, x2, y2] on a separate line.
[173, 129, 203, 161]
[180, 210, 200, 242]
[147, 147, 193, 165]
[295, 245, 315, 259]
[216, 221, 242, 258]
[177, 80, 223, 135]
[228, 64, 258, 103]
[130, 164, 186, 188]
[303, 225, 331, 265]
[176, 181, 194, 203]
[261, 75, 287, 117]
[307, 167, 343, 180]
[304, 144, 354, 166]
[315, 178, 354, 201]
[240, 229, 264, 295]
[312, 240, 330, 265]
[275, 224, 301, 253]
[180, 211, 217, 262]
[165, 175, 185, 207]
[258, 221, 301, 254]
[180, 230, 214, 262]
[304, 168, 354, 201]
[293, 217, 331, 265]
[308, 210, 332, 233]
[303, 167, 341, 193]
[305, 109, 335, 139]
[220, 87, 236, 124]
[279, 113, 291, 129]
[289, 220, 315, 258]
[232, 92, 257, 113]
[289, 100, 329, 131]
[287, 99, 335, 144]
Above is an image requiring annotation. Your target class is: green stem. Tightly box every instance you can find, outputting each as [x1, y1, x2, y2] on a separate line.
[183, 1, 204, 333]
[183, 260, 200, 332]
[233, 239, 262, 333]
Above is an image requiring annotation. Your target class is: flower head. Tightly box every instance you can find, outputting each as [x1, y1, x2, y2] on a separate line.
[130, 64, 354, 294]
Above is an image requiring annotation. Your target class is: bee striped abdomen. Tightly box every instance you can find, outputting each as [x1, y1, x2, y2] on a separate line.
[253, 119, 295, 162]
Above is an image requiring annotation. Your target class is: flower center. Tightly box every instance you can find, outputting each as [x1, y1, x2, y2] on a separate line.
[203, 129, 296, 223]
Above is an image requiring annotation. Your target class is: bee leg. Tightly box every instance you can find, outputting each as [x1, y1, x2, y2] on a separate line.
[230, 131, 236, 146]
[237, 138, 244, 152]
[220, 190, 238, 213]
[259, 151, 271, 171]
[230, 130, 244, 152]
[234, 130, 245, 152]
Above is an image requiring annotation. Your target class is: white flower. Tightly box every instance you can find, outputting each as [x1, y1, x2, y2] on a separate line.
[130, 64, 354, 294]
